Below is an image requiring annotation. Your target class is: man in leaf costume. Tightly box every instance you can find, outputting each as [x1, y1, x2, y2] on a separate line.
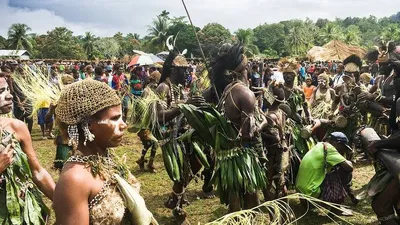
[332, 55, 364, 146]
[0, 74, 55, 225]
[262, 81, 290, 200]
[134, 36, 209, 225]
[366, 53, 400, 225]
[281, 58, 315, 156]
[211, 43, 267, 212]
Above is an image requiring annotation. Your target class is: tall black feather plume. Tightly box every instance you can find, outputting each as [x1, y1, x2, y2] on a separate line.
[159, 47, 179, 84]
[209, 42, 245, 96]
[343, 54, 362, 68]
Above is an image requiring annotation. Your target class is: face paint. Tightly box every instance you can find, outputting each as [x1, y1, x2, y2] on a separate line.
[97, 116, 125, 136]
[0, 81, 12, 109]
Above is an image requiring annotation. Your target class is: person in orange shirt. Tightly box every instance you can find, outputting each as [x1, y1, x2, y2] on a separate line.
[303, 76, 315, 105]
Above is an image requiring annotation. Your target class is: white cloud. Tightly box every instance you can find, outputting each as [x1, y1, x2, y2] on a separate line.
[1, 0, 400, 38]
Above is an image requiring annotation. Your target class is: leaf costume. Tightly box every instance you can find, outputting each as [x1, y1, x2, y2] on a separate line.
[0, 129, 49, 225]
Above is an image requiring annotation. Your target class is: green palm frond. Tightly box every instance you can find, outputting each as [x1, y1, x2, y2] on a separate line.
[206, 193, 355, 225]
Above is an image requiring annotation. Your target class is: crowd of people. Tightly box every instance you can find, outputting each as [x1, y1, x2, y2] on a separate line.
[0, 39, 400, 225]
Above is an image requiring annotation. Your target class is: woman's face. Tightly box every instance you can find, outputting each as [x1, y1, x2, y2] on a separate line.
[89, 105, 127, 148]
[318, 78, 327, 88]
[0, 78, 13, 114]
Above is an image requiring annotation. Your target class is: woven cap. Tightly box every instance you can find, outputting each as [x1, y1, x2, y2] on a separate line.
[55, 79, 121, 125]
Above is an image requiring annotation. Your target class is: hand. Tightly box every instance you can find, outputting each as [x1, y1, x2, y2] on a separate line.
[186, 96, 207, 107]
[0, 144, 15, 174]
[358, 92, 376, 101]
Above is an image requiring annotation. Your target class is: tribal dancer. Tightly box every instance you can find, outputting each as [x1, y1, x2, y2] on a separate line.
[0, 74, 55, 224]
[262, 81, 289, 200]
[332, 55, 363, 145]
[281, 58, 314, 156]
[131, 36, 208, 224]
[361, 42, 397, 135]
[135, 71, 161, 173]
[366, 48, 400, 225]
[211, 43, 267, 212]
[53, 80, 156, 225]
[310, 72, 335, 119]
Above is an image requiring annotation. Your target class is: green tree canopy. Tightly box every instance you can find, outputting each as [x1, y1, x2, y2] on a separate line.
[7, 23, 33, 51]
[39, 27, 86, 59]
[198, 23, 231, 57]
[82, 31, 96, 59]
[93, 37, 120, 59]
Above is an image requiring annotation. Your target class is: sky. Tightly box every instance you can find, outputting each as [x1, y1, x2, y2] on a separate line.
[1, 0, 400, 38]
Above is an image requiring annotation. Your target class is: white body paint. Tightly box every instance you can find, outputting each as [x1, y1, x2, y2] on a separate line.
[0, 84, 11, 108]
[33, 168, 46, 181]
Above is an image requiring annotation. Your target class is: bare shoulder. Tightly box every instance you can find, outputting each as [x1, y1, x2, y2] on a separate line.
[56, 163, 93, 193]
[0, 118, 28, 141]
[156, 82, 169, 95]
[234, 83, 255, 99]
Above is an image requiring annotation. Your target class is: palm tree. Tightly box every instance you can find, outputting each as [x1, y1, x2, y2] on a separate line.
[344, 25, 361, 46]
[147, 15, 170, 51]
[380, 23, 400, 42]
[318, 22, 345, 44]
[82, 32, 96, 59]
[7, 23, 33, 51]
[285, 26, 309, 56]
[235, 29, 259, 56]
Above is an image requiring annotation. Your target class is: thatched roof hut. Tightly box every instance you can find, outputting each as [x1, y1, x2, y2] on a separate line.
[307, 40, 366, 62]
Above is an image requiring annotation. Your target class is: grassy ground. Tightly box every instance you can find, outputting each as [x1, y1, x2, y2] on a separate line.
[31, 124, 379, 225]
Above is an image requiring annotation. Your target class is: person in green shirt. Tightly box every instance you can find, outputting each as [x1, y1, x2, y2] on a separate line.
[296, 132, 356, 215]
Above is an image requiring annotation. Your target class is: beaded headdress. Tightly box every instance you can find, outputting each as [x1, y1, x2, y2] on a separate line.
[55, 79, 121, 147]
[318, 72, 330, 83]
[278, 58, 298, 75]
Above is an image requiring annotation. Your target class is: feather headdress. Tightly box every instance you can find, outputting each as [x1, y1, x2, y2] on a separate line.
[365, 41, 392, 63]
[343, 54, 362, 73]
[209, 42, 247, 96]
[159, 35, 189, 84]
[277, 58, 298, 74]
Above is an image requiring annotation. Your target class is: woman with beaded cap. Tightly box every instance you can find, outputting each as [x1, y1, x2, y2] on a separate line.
[53, 79, 156, 225]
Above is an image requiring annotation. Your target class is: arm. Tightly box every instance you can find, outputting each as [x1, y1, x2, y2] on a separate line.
[300, 90, 311, 121]
[156, 83, 181, 123]
[45, 104, 56, 123]
[338, 160, 353, 172]
[373, 100, 400, 149]
[369, 77, 379, 94]
[377, 95, 395, 106]
[238, 86, 257, 141]
[309, 88, 317, 106]
[13, 120, 55, 199]
[0, 144, 14, 174]
[53, 169, 90, 225]
[331, 87, 340, 113]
